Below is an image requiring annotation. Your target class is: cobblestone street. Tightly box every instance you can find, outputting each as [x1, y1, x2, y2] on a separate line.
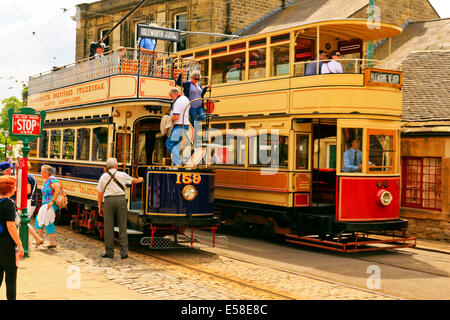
[6, 226, 396, 300]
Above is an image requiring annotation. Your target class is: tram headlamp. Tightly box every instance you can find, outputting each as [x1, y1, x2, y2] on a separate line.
[377, 190, 393, 207]
[182, 185, 197, 201]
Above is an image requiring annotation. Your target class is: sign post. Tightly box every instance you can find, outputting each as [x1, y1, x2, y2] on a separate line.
[8, 107, 46, 257]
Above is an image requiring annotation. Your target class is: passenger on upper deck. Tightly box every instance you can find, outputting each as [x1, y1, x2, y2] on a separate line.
[94, 42, 106, 59]
[305, 50, 327, 76]
[138, 37, 156, 52]
[321, 50, 343, 74]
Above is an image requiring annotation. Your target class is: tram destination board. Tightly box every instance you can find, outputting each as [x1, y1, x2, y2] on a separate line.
[364, 68, 403, 88]
[137, 24, 180, 42]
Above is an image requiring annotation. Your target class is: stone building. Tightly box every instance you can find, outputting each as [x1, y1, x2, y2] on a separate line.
[75, 0, 286, 60]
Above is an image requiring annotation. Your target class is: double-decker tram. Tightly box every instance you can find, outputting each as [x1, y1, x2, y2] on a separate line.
[177, 19, 416, 252]
[26, 45, 219, 248]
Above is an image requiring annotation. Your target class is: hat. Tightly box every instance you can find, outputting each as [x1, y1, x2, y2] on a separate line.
[349, 136, 361, 143]
[0, 162, 11, 173]
[97, 42, 106, 49]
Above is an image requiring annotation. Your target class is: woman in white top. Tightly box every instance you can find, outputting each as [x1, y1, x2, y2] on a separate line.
[321, 50, 343, 74]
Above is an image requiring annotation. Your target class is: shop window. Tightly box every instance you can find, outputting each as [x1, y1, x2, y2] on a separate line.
[341, 128, 363, 173]
[77, 128, 90, 161]
[39, 131, 48, 158]
[402, 157, 442, 211]
[50, 130, 61, 159]
[249, 48, 266, 80]
[368, 131, 395, 173]
[249, 133, 288, 168]
[92, 127, 108, 162]
[212, 52, 245, 84]
[296, 134, 309, 169]
[271, 44, 290, 76]
[63, 129, 75, 160]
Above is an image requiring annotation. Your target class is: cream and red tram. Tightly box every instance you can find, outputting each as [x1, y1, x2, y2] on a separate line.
[175, 19, 415, 252]
[26, 47, 218, 248]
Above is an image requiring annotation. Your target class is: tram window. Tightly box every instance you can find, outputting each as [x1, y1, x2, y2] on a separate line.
[229, 122, 245, 129]
[92, 127, 108, 162]
[368, 132, 395, 173]
[39, 131, 49, 158]
[296, 134, 309, 169]
[249, 134, 288, 168]
[63, 129, 75, 160]
[152, 134, 168, 164]
[223, 133, 245, 166]
[271, 45, 290, 76]
[341, 128, 363, 173]
[50, 130, 61, 159]
[76, 128, 90, 161]
[295, 38, 314, 62]
[116, 133, 131, 163]
[29, 138, 38, 158]
[249, 48, 266, 80]
[212, 52, 245, 84]
[200, 59, 209, 86]
[211, 123, 226, 130]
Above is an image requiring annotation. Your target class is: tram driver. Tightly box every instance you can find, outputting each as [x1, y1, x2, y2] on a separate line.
[342, 136, 363, 172]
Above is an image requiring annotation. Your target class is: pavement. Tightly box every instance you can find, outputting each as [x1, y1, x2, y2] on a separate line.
[1, 226, 449, 300]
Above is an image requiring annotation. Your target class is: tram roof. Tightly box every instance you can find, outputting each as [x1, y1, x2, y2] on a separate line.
[180, 19, 403, 54]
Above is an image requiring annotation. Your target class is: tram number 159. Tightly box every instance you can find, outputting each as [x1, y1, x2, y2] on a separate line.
[176, 173, 201, 185]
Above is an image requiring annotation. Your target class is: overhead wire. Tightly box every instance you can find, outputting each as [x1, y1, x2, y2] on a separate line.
[0, 5, 70, 64]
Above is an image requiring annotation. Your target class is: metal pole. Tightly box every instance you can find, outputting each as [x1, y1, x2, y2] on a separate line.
[19, 146, 30, 258]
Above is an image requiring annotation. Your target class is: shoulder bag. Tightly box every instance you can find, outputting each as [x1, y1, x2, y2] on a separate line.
[49, 178, 68, 209]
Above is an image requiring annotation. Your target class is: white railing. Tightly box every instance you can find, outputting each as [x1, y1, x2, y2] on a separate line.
[293, 58, 400, 77]
[28, 48, 197, 95]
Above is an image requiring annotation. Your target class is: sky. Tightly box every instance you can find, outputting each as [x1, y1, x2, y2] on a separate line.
[0, 0, 449, 102]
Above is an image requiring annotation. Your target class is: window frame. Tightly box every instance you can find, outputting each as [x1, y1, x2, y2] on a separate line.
[174, 12, 188, 52]
[366, 128, 397, 174]
[401, 157, 442, 211]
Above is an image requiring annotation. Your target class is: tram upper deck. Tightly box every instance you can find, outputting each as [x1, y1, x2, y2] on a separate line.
[177, 19, 403, 118]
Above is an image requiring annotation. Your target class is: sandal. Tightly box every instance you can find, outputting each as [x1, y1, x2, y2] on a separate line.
[35, 238, 44, 248]
[47, 244, 57, 248]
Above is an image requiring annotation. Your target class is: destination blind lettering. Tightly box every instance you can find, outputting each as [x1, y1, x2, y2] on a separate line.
[29, 82, 106, 108]
[370, 71, 401, 85]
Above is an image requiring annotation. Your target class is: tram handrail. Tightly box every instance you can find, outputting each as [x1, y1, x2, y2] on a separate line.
[293, 58, 401, 77]
[28, 48, 188, 95]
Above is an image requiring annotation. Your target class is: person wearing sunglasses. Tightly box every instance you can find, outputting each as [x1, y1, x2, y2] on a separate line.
[321, 50, 343, 74]
[175, 70, 210, 146]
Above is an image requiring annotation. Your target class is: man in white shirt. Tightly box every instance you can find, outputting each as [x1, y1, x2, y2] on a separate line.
[165, 88, 190, 166]
[97, 158, 143, 259]
[321, 50, 343, 74]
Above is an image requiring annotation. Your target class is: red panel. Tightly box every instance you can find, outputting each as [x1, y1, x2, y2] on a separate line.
[294, 193, 310, 207]
[337, 176, 400, 221]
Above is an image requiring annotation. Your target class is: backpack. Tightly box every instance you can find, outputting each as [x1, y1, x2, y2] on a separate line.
[49, 179, 68, 209]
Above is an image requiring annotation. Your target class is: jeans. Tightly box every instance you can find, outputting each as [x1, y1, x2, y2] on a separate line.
[166, 125, 188, 166]
[189, 107, 206, 124]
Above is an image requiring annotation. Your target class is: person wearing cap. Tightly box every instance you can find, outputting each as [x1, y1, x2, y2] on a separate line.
[0, 162, 12, 176]
[94, 42, 106, 59]
[342, 136, 363, 172]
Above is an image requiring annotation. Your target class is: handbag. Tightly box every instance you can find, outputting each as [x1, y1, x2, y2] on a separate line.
[49, 179, 68, 209]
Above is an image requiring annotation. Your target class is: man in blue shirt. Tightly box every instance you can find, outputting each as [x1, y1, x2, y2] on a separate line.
[138, 37, 156, 51]
[305, 50, 327, 76]
[342, 136, 363, 172]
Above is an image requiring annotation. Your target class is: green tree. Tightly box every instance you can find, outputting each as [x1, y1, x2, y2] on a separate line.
[22, 84, 28, 106]
[0, 96, 23, 144]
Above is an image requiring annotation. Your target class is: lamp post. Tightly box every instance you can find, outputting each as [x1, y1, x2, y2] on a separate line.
[3, 130, 9, 160]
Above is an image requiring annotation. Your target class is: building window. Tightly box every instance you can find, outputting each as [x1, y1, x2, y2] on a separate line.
[402, 157, 442, 211]
[174, 13, 187, 52]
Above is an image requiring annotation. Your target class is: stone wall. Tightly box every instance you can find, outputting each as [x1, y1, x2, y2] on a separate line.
[351, 0, 439, 25]
[75, 0, 283, 60]
[400, 136, 450, 241]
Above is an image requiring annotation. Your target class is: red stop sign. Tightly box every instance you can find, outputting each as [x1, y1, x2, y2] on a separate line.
[12, 114, 41, 135]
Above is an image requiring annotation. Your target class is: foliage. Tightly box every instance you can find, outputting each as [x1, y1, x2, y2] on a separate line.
[0, 96, 23, 143]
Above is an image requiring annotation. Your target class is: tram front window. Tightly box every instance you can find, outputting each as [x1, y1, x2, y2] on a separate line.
[368, 131, 396, 173]
[341, 128, 363, 173]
